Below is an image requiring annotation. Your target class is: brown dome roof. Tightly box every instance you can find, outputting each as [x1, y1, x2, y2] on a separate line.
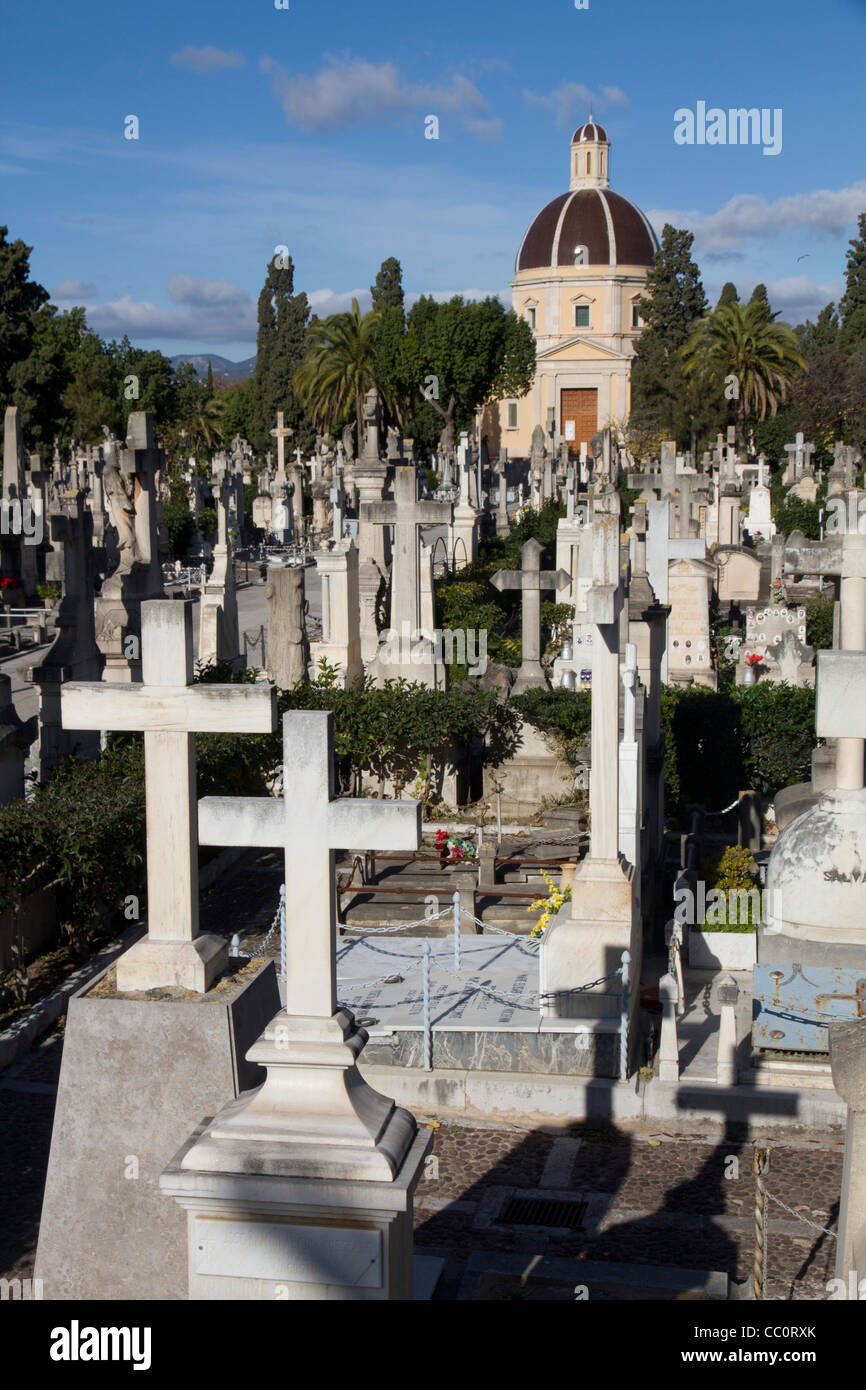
[572, 121, 608, 143]
[516, 188, 658, 272]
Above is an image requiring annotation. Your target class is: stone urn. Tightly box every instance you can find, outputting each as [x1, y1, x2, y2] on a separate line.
[742, 664, 757, 685]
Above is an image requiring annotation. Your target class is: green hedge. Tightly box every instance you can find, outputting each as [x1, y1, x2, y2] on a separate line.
[661, 682, 817, 820]
[511, 688, 591, 765]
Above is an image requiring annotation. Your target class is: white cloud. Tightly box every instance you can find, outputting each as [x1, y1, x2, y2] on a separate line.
[51, 279, 97, 301]
[259, 55, 493, 137]
[522, 83, 627, 129]
[84, 275, 257, 342]
[165, 274, 251, 308]
[171, 45, 245, 74]
[464, 116, 504, 142]
[648, 182, 866, 255]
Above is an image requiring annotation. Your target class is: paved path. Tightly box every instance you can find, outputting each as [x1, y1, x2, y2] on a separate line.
[0, 851, 845, 1301]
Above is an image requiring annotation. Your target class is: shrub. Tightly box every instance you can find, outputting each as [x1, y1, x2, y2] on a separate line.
[511, 687, 591, 765]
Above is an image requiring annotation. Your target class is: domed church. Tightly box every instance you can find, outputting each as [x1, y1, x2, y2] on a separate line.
[499, 119, 658, 458]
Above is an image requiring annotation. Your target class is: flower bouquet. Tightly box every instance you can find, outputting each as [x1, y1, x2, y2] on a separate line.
[528, 869, 572, 938]
[434, 829, 476, 863]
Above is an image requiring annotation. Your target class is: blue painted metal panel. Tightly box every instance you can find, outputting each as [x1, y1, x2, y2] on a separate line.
[752, 963, 866, 1053]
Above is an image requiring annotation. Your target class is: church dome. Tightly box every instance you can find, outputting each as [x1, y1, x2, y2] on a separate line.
[516, 118, 659, 273]
[572, 120, 608, 143]
[517, 188, 659, 272]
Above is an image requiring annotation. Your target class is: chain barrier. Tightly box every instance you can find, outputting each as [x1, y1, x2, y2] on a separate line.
[705, 798, 740, 817]
[764, 1189, 838, 1239]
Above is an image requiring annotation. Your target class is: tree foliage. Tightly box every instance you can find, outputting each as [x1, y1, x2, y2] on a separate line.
[253, 253, 311, 457]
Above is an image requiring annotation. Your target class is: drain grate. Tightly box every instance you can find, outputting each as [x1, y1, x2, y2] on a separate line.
[498, 1196, 587, 1230]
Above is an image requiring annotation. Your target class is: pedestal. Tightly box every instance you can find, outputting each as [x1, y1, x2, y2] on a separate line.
[35, 959, 280, 1300]
[160, 1007, 432, 1300]
[540, 855, 636, 1020]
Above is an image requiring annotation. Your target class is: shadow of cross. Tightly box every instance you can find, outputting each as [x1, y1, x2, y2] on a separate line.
[491, 537, 570, 694]
[198, 710, 422, 1017]
[60, 599, 277, 993]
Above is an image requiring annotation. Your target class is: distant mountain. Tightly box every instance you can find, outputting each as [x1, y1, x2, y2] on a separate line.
[170, 353, 256, 382]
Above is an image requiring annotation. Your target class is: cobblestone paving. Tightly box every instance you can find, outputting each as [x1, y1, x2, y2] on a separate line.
[0, 850, 846, 1302]
[414, 1123, 843, 1300]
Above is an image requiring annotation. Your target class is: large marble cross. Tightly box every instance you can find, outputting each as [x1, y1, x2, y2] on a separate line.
[816, 650, 866, 793]
[784, 430, 815, 480]
[198, 711, 421, 1016]
[61, 600, 277, 992]
[270, 411, 293, 480]
[361, 465, 452, 633]
[491, 538, 570, 694]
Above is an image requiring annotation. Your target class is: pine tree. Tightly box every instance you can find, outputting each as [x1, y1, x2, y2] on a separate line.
[839, 211, 866, 350]
[252, 253, 312, 457]
[629, 224, 709, 449]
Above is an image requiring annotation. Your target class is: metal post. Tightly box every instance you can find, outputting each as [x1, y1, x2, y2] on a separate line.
[619, 949, 631, 1081]
[452, 890, 461, 971]
[422, 942, 432, 1071]
[752, 1146, 771, 1299]
[279, 882, 286, 982]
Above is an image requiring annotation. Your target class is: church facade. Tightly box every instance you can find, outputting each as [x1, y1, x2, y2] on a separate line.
[498, 121, 658, 458]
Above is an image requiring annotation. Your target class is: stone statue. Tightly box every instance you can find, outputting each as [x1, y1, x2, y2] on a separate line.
[530, 424, 545, 470]
[101, 431, 138, 570]
[341, 421, 356, 463]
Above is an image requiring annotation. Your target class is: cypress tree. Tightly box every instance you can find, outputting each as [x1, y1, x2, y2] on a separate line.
[839, 211, 866, 351]
[629, 224, 708, 447]
[252, 253, 312, 457]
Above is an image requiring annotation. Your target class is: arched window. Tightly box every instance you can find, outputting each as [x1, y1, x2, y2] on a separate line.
[586, 153, 592, 174]
[600, 152, 605, 176]
[527, 306, 536, 330]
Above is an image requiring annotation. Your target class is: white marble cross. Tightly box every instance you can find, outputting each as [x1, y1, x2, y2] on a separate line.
[784, 430, 815, 479]
[361, 465, 452, 632]
[566, 466, 576, 520]
[816, 651, 866, 792]
[270, 411, 293, 480]
[61, 600, 277, 991]
[198, 711, 421, 1016]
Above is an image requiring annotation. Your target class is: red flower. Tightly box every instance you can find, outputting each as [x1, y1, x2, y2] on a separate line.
[0, 577, 21, 590]
[746, 652, 763, 666]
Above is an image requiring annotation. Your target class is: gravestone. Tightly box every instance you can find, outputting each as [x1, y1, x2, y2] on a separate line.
[27, 491, 103, 781]
[354, 390, 390, 662]
[35, 601, 280, 1300]
[266, 565, 309, 689]
[491, 539, 570, 693]
[269, 411, 294, 543]
[666, 557, 716, 687]
[310, 539, 363, 687]
[161, 712, 431, 1300]
[541, 498, 640, 1051]
[96, 413, 165, 682]
[198, 460, 241, 670]
[362, 466, 452, 686]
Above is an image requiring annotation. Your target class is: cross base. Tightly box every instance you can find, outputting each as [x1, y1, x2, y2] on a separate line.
[115, 932, 228, 994]
[179, 1009, 418, 1181]
[540, 856, 637, 1020]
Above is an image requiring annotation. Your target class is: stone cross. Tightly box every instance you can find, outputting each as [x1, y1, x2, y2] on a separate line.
[491, 538, 570, 694]
[330, 461, 345, 543]
[620, 641, 638, 744]
[584, 500, 625, 860]
[361, 466, 452, 634]
[785, 500, 866, 786]
[784, 431, 815, 482]
[199, 711, 421, 1016]
[270, 411, 293, 481]
[566, 466, 576, 521]
[3, 405, 25, 500]
[61, 600, 276, 992]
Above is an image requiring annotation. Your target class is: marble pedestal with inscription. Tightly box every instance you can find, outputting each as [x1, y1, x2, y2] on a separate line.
[161, 1121, 431, 1300]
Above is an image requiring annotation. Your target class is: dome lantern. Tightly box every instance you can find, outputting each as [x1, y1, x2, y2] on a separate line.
[570, 116, 610, 192]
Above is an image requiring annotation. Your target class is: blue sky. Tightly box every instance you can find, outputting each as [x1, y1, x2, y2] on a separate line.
[2, 0, 863, 359]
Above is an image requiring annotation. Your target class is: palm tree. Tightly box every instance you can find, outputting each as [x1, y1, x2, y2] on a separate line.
[681, 300, 805, 449]
[294, 298, 382, 445]
[183, 395, 224, 454]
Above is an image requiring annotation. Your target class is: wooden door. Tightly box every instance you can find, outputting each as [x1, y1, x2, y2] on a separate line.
[561, 388, 598, 458]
